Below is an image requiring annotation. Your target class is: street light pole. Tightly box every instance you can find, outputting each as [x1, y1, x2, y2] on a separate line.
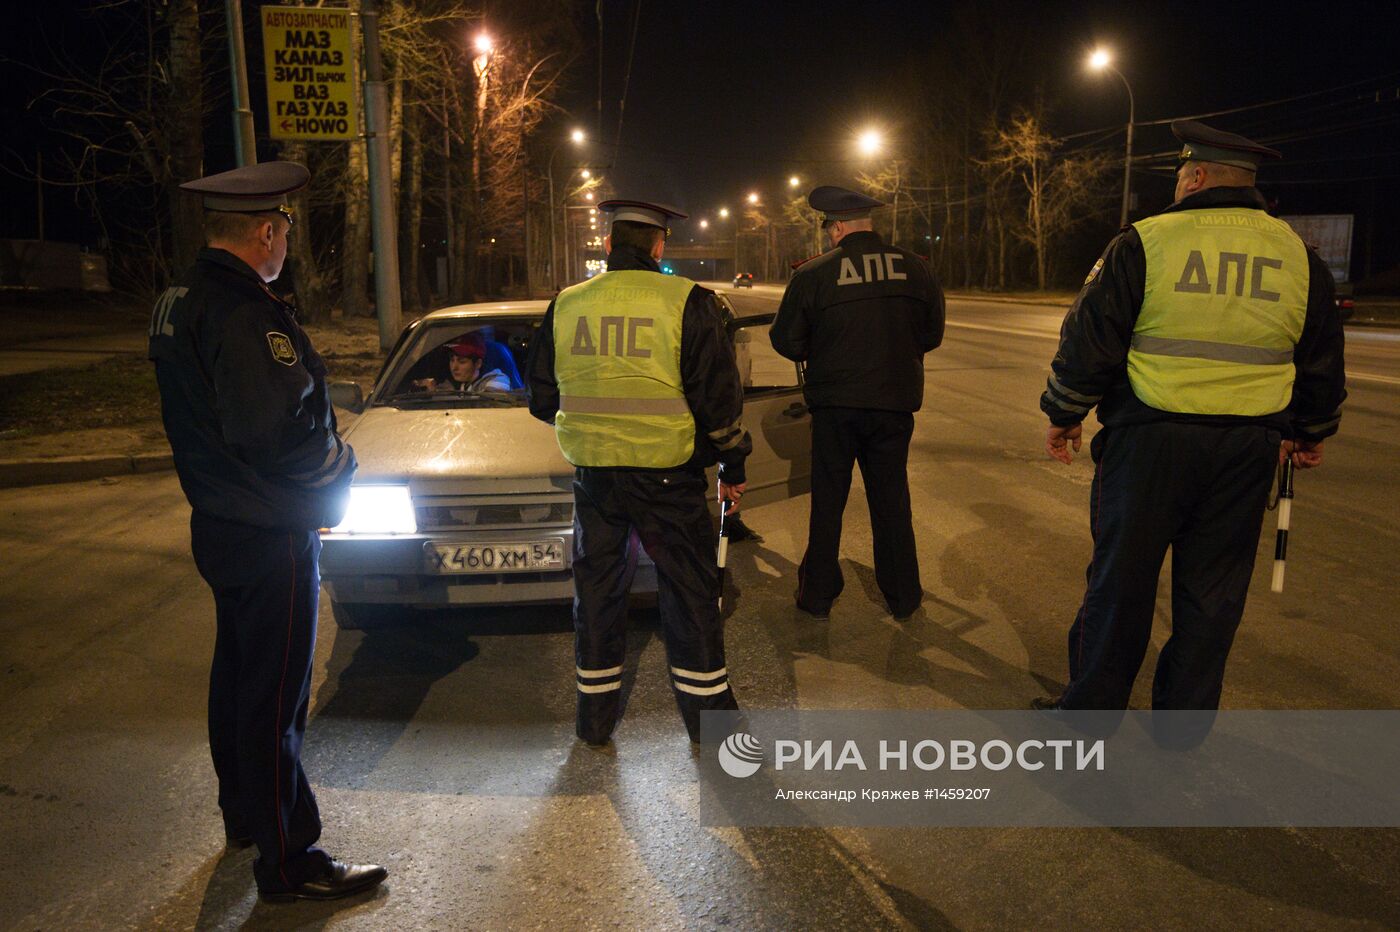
[546, 129, 585, 290]
[1090, 52, 1136, 228]
[1109, 64, 1135, 227]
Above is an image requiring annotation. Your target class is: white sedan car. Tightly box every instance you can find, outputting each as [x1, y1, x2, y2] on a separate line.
[321, 298, 811, 627]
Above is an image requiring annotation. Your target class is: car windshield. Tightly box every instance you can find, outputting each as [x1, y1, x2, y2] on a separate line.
[375, 317, 539, 408]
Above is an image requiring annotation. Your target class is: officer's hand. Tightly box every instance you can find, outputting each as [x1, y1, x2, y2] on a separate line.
[1046, 423, 1083, 465]
[413, 378, 438, 392]
[719, 480, 746, 503]
[1281, 439, 1325, 469]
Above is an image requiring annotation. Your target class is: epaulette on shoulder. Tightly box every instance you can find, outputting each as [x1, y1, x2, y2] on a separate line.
[792, 247, 839, 271]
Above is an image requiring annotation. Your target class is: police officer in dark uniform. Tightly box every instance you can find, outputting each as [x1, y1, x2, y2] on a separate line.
[148, 162, 387, 902]
[525, 198, 752, 746]
[1037, 121, 1347, 711]
[770, 186, 946, 620]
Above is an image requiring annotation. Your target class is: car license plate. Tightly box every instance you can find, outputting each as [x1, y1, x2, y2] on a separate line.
[425, 539, 566, 574]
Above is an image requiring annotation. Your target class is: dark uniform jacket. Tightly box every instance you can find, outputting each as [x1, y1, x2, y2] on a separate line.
[1041, 187, 1346, 441]
[525, 244, 753, 484]
[770, 230, 945, 412]
[148, 248, 356, 530]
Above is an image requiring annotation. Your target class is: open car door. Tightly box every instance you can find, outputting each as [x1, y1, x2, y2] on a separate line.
[705, 310, 812, 511]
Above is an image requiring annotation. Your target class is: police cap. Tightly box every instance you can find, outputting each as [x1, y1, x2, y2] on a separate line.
[179, 161, 310, 213]
[597, 199, 688, 234]
[808, 185, 883, 222]
[1172, 120, 1281, 171]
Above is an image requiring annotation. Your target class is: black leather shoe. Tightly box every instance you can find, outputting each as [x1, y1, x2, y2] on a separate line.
[726, 517, 764, 544]
[260, 860, 388, 903]
[1030, 696, 1063, 711]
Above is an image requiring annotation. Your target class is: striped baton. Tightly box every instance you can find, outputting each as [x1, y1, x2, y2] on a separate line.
[1271, 459, 1295, 593]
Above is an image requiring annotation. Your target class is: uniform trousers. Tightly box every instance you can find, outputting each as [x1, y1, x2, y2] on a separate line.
[190, 512, 330, 892]
[1060, 421, 1279, 711]
[797, 407, 922, 616]
[571, 467, 738, 744]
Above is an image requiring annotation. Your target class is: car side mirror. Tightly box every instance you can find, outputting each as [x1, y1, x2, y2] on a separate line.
[329, 380, 365, 414]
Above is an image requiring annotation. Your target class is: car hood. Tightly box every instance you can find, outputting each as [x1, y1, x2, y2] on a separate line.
[343, 405, 573, 495]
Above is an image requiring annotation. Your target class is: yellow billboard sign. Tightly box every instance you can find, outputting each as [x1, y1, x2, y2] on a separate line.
[261, 6, 357, 141]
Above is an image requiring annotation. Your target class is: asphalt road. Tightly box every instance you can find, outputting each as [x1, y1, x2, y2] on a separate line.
[1, 290, 1397, 929]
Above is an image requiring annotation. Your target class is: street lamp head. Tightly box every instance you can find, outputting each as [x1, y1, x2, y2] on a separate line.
[699, 219, 709, 229]
[580, 169, 591, 179]
[1088, 48, 1111, 70]
[857, 129, 883, 157]
[474, 33, 494, 54]
[788, 175, 800, 188]
[746, 192, 759, 204]
[584, 192, 594, 201]
[570, 128, 585, 144]
[718, 207, 730, 219]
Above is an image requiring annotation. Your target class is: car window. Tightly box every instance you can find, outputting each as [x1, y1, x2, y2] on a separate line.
[376, 318, 539, 407]
[732, 322, 799, 395]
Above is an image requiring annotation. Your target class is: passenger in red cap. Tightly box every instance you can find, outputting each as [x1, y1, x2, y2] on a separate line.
[416, 331, 511, 393]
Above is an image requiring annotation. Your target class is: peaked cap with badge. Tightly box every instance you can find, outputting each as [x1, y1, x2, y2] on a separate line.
[180, 161, 310, 215]
[808, 185, 884, 222]
[596, 198, 688, 235]
[1172, 120, 1281, 171]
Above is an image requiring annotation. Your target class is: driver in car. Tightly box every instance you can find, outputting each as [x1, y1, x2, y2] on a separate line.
[416, 333, 511, 393]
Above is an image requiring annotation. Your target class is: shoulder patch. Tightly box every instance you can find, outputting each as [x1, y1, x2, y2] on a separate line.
[266, 331, 298, 366]
[1083, 257, 1105, 286]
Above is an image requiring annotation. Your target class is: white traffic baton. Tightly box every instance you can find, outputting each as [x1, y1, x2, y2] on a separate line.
[718, 499, 732, 610]
[1270, 458, 1295, 593]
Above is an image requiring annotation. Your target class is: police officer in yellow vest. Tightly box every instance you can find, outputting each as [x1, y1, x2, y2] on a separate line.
[526, 198, 752, 745]
[1037, 120, 1346, 711]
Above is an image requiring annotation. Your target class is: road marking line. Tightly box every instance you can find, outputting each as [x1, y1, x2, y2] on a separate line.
[947, 320, 1059, 340]
[1349, 371, 1400, 386]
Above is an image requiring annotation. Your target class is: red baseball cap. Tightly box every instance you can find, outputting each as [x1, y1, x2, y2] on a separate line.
[445, 333, 486, 359]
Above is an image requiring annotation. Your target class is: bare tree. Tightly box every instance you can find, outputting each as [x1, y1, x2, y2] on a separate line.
[987, 108, 1114, 289]
[19, 0, 212, 294]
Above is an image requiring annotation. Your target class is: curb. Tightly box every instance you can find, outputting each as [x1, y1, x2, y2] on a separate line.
[0, 452, 174, 489]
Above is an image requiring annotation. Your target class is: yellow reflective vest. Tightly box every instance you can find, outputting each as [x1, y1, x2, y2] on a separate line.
[1130, 208, 1309, 416]
[552, 270, 697, 468]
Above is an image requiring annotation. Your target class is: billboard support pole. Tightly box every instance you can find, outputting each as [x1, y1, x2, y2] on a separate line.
[225, 0, 258, 166]
[360, 0, 402, 350]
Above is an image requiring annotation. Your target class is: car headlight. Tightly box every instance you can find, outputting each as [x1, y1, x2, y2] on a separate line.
[328, 484, 417, 534]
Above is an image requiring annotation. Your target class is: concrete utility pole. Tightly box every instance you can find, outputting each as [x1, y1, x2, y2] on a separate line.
[522, 164, 534, 299]
[224, 0, 257, 167]
[360, 0, 402, 350]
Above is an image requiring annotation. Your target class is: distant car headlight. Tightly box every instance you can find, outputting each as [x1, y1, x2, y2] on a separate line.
[328, 484, 417, 534]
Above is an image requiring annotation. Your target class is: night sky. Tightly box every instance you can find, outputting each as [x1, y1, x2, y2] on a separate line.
[5, 0, 1399, 281]
[585, 0, 1400, 249]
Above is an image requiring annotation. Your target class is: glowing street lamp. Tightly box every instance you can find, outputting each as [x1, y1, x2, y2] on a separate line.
[746, 192, 759, 205]
[788, 175, 800, 188]
[584, 192, 594, 201]
[718, 207, 730, 219]
[1088, 47, 1136, 226]
[473, 33, 494, 55]
[580, 169, 591, 179]
[548, 127, 588, 286]
[857, 129, 883, 157]
[699, 219, 709, 229]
